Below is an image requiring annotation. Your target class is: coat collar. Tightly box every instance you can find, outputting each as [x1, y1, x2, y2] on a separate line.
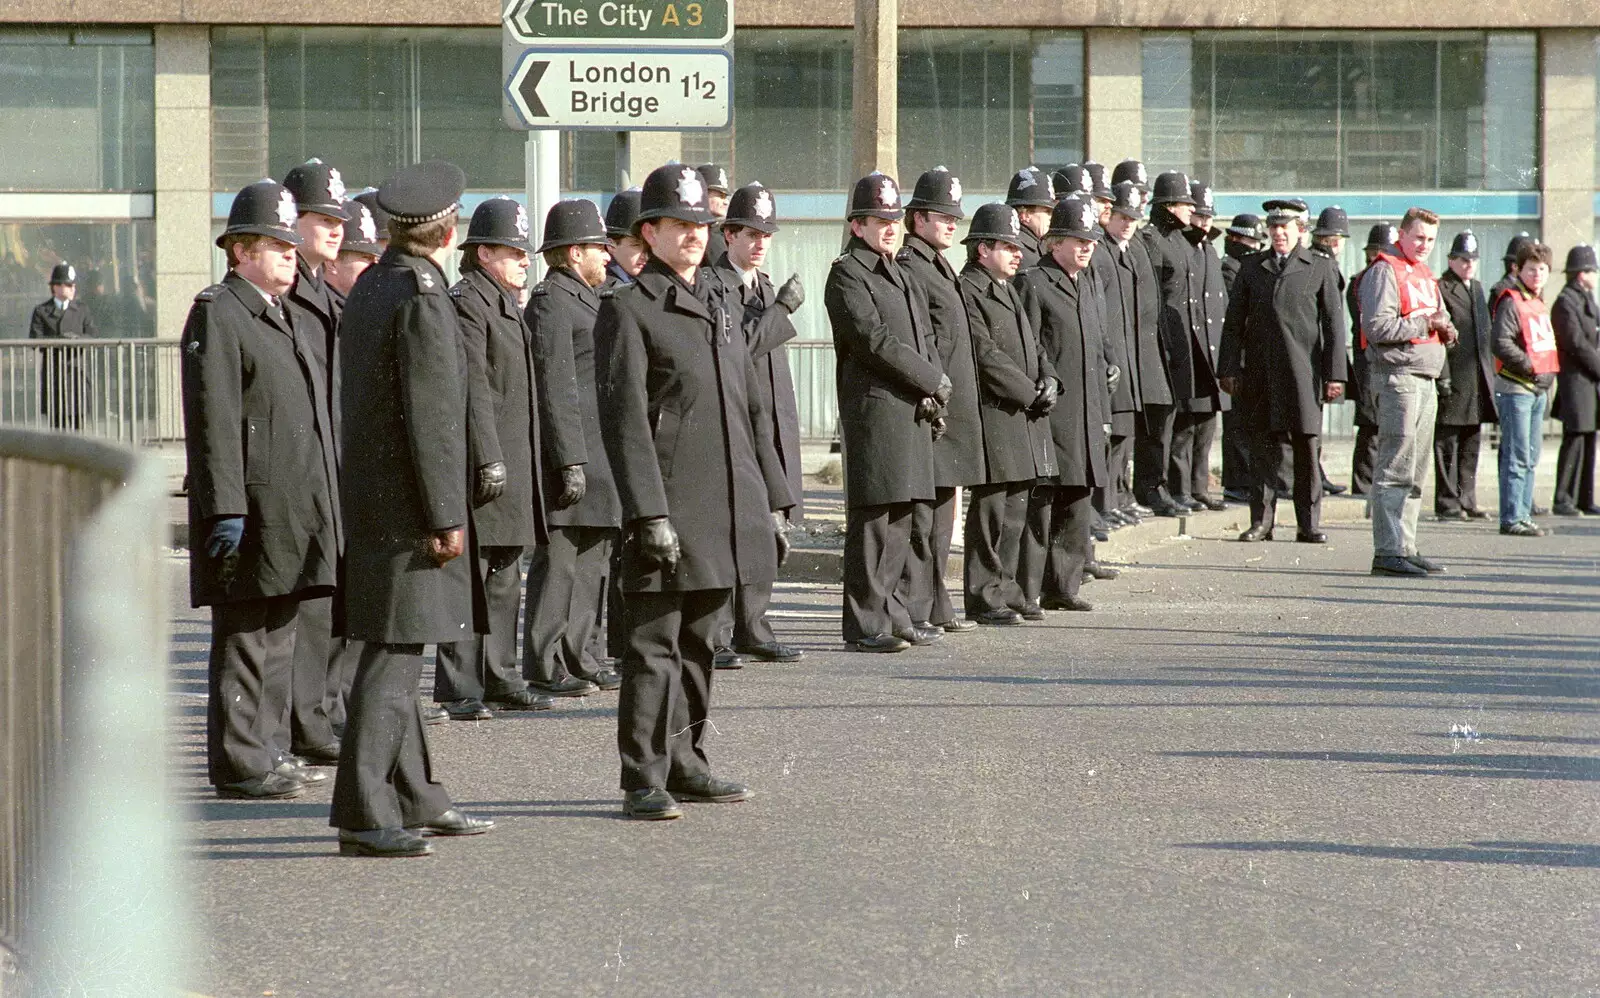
[1036, 255, 1083, 298]
[959, 261, 1018, 310]
[902, 234, 954, 277]
[223, 271, 293, 337]
[543, 265, 599, 314]
[635, 259, 712, 321]
[846, 238, 897, 278]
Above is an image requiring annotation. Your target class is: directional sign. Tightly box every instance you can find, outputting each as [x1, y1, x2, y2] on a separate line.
[502, 0, 731, 47]
[503, 48, 730, 131]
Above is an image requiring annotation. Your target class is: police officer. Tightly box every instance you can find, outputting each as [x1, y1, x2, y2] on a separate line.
[958, 203, 1055, 625]
[711, 182, 808, 662]
[826, 172, 948, 651]
[1308, 205, 1353, 498]
[1170, 180, 1229, 512]
[605, 188, 648, 286]
[1086, 177, 1139, 535]
[1220, 214, 1261, 291]
[324, 198, 383, 303]
[1490, 232, 1536, 302]
[525, 198, 624, 697]
[1219, 198, 1346, 542]
[1005, 166, 1056, 270]
[30, 262, 97, 429]
[697, 163, 732, 264]
[1219, 213, 1262, 502]
[183, 180, 339, 800]
[1019, 194, 1111, 613]
[1551, 244, 1600, 516]
[1112, 159, 1151, 195]
[1347, 223, 1397, 496]
[898, 167, 983, 635]
[352, 187, 391, 254]
[334, 161, 494, 856]
[1434, 230, 1496, 520]
[596, 163, 791, 819]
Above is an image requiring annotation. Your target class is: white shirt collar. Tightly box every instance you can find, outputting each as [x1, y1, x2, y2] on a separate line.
[236, 274, 279, 306]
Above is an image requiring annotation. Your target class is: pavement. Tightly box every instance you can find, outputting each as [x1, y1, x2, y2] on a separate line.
[169, 439, 1600, 997]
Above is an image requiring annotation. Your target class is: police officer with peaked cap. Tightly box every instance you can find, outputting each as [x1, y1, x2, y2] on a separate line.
[333, 160, 494, 856]
[1550, 243, 1600, 515]
[1005, 166, 1056, 270]
[428, 197, 555, 718]
[524, 198, 626, 697]
[1171, 178, 1229, 512]
[1347, 222, 1398, 495]
[1433, 229, 1496, 519]
[697, 163, 732, 264]
[596, 163, 791, 819]
[958, 203, 1056, 625]
[604, 187, 648, 286]
[826, 171, 949, 651]
[183, 180, 339, 800]
[897, 167, 982, 634]
[30, 261, 98, 429]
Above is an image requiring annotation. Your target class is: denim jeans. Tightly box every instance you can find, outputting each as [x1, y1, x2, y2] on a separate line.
[1496, 390, 1547, 526]
[1371, 367, 1438, 557]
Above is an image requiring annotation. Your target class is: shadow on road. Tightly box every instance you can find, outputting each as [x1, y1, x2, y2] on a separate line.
[1176, 839, 1600, 868]
[1161, 748, 1600, 781]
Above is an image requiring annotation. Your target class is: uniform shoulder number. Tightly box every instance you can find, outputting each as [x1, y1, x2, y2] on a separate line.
[412, 267, 442, 294]
[193, 284, 225, 303]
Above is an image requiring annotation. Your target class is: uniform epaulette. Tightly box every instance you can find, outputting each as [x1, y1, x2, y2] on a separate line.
[447, 284, 466, 299]
[193, 284, 225, 302]
[530, 281, 550, 297]
[411, 266, 443, 293]
[831, 254, 850, 267]
[597, 286, 618, 300]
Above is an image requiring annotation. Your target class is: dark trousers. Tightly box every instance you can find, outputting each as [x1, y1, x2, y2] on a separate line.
[1018, 481, 1053, 604]
[330, 642, 453, 831]
[1134, 403, 1177, 503]
[1043, 485, 1094, 600]
[208, 594, 300, 786]
[323, 631, 362, 735]
[1555, 430, 1597, 510]
[1170, 411, 1217, 498]
[963, 481, 1029, 615]
[902, 488, 955, 626]
[616, 589, 726, 791]
[435, 545, 527, 701]
[606, 545, 626, 661]
[842, 500, 916, 642]
[523, 527, 614, 684]
[1434, 423, 1485, 514]
[1351, 424, 1379, 495]
[721, 580, 776, 649]
[1221, 407, 1251, 491]
[1095, 434, 1132, 514]
[286, 595, 342, 753]
[1249, 430, 1321, 533]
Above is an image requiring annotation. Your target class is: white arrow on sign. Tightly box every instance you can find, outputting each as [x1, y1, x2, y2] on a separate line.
[505, 48, 730, 131]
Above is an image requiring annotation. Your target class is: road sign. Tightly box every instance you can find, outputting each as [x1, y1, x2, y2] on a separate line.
[503, 48, 730, 131]
[502, 0, 731, 47]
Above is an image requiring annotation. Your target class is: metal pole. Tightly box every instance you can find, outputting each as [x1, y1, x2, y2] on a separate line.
[526, 129, 562, 282]
[616, 131, 632, 190]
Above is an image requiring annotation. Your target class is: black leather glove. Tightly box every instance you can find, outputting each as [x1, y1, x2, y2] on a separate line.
[932, 373, 954, 406]
[915, 397, 941, 422]
[205, 516, 245, 560]
[931, 416, 948, 441]
[772, 511, 790, 566]
[474, 462, 507, 506]
[1106, 365, 1122, 392]
[1031, 377, 1059, 414]
[557, 464, 586, 508]
[775, 274, 805, 314]
[639, 516, 680, 570]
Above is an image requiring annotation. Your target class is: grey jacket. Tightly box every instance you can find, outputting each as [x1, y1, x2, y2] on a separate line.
[1358, 258, 1446, 378]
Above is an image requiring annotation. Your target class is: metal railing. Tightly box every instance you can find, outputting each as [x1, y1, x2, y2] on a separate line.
[785, 339, 839, 443]
[0, 340, 184, 446]
[0, 429, 183, 996]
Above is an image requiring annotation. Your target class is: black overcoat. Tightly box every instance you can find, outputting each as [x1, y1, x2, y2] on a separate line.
[339, 249, 485, 644]
[825, 239, 945, 509]
[1176, 234, 1230, 414]
[1553, 280, 1600, 432]
[1437, 269, 1497, 426]
[958, 262, 1057, 485]
[29, 298, 96, 339]
[899, 234, 985, 488]
[1019, 258, 1108, 489]
[1347, 265, 1378, 428]
[181, 272, 339, 608]
[287, 260, 346, 457]
[1139, 209, 1211, 403]
[1088, 243, 1137, 416]
[595, 260, 790, 593]
[1219, 247, 1347, 436]
[1017, 228, 1044, 272]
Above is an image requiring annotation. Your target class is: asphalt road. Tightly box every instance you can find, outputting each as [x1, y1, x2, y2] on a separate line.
[170, 494, 1600, 997]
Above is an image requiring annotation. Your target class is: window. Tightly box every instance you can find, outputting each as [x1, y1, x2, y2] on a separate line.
[0, 220, 155, 339]
[0, 28, 154, 192]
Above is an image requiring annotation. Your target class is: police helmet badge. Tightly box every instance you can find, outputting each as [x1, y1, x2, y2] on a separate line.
[328, 167, 346, 201]
[1006, 209, 1020, 236]
[754, 190, 774, 220]
[676, 168, 705, 207]
[948, 176, 963, 202]
[1078, 202, 1095, 232]
[1462, 232, 1477, 255]
[357, 205, 378, 242]
[276, 189, 298, 227]
[878, 177, 897, 207]
[1078, 171, 1093, 194]
[1014, 169, 1036, 190]
[515, 204, 530, 238]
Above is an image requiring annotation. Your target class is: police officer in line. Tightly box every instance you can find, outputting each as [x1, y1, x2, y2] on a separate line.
[1084, 170, 1139, 537]
[1491, 232, 1536, 302]
[958, 203, 1056, 625]
[1112, 159, 1151, 195]
[524, 198, 624, 697]
[596, 163, 791, 820]
[279, 158, 355, 764]
[826, 172, 949, 652]
[1019, 194, 1112, 612]
[1004, 166, 1056, 271]
[711, 181, 809, 662]
[183, 180, 340, 801]
[324, 198, 383, 304]
[334, 161, 494, 856]
[1171, 180, 1229, 513]
[1219, 212, 1262, 503]
[1105, 176, 1168, 527]
[1219, 198, 1347, 544]
[428, 197, 554, 719]
[1308, 205, 1353, 497]
[30, 261, 98, 430]
[1433, 230, 1496, 520]
[1550, 244, 1600, 516]
[352, 187, 391, 254]
[605, 187, 648, 287]
[1347, 222, 1397, 496]
[697, 162, 732, 264]
[898, 167, 983, 635]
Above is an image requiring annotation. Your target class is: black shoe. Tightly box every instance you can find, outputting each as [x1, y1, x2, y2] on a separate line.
[1500, 520, 1547, 537]
[623, 787, 683, 820]
[1177, 496, 1205, 512]
[1372, 555, 1429, 576]
[443, 698, 493, 720]
[1221, 488, 1251, 505]
[412, 808, 494, 836]
[1552, 503, 1582, 517]
[735, 641, 805, 662]
[1129, 502, 1154, 517]
[484, 688, 556, 711]
[295, 742, 342, 765]
[1147, 498, 1183, 517]
[894, 626, 940, 646]
[1191, 493, 1226, 512]
[853, 633, 911, 653]
[1532, 503, 1550, 516]
[1406, 554, 1445, 574]
[216, 772, 303, 800]
[666, 774, 751, 803]
[1435, 509, 1467, 520]
[273, 759, 328, 784]
[1464, 508, 1491, 519]
[1016, 601, 1045, 621]
[1323, 480, 1348, 495]
[1040, 594, 1093, 611]
[1582, 505, 1600, 517]
[1295, 531, 1328, 544]
[1083, 561, 1121, 580]
[1239, 525, 1274, 542]
[1091, 524, 1110, 542]
[972, 608, 1023, 626]
[527, 676, 598, 697]
[421, 702, 449, 725]
[936, 618, 978, 633]
[583, 669, 622, 690]
[338, 827, 431, 857]
[712, 648, 746, 670]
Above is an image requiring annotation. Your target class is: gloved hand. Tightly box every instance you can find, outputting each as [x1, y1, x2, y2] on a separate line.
[639, 516, 680, 571]
[772, 511, 790, 566]
[1031, 377, 1059, 414]
[557, 464, 587, 508]
[425, 527, 465, 566]
[915, 396, 942, 422]
[932, 373, 954, 406]
[931, 416, 948, 441]
[775, 274, 805, 314]
[474, 462, 507, 506]
[1106, 364, 1122, 391]
[205, 516, 245, 560]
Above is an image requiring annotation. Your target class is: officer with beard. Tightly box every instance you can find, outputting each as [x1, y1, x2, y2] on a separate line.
[1005, 166, 1056, 270]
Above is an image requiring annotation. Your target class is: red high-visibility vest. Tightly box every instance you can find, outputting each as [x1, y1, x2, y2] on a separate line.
[1494, 285, 1560, 376]
[1373, 250, 1441, 347]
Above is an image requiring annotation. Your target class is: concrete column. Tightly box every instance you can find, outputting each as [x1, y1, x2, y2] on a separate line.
[1085, 28, 1143, 167]
[623, 131, 683, 184]
[851, 0, 897, 181]
[1539, 30, 1598, 251]
[153, 25, 212, 340]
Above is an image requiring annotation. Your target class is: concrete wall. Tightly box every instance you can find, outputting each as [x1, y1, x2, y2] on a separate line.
[153, 25, 211, 340]
[1540, 30, 1598, 251]
[1085, 28, 1142, 167]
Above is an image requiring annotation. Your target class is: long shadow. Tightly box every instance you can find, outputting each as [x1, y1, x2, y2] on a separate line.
[1258, 594, 1598, 613]
[715, 698, 1600, 714]
[1415, 732, 1600, 747]
[1162, 748, 1600, 781]
[1176, 840, 1600, 868]
[893, 667, 1600, 700]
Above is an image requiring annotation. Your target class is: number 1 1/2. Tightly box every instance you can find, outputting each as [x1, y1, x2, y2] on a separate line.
[681, 72, 717, 100]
